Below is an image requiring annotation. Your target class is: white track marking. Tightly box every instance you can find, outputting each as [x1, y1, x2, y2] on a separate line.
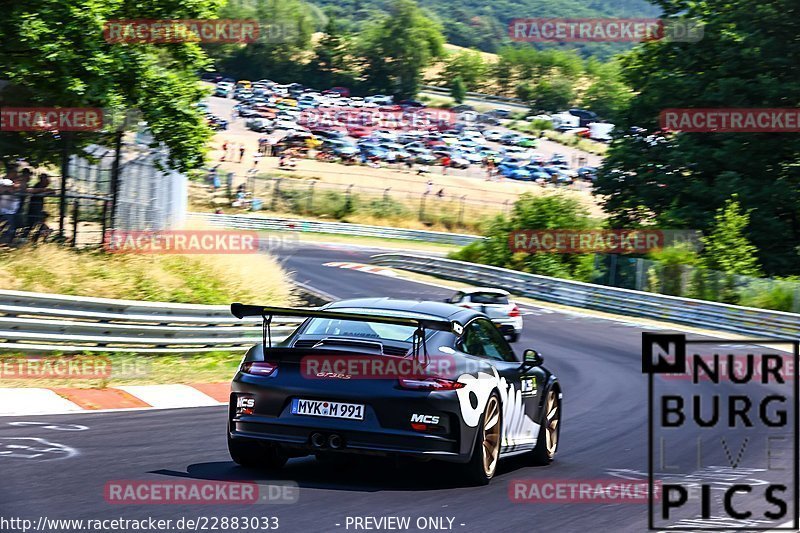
[323, 262, 398, 277]
[0, 389, 83, 416]
[114, 385, 219, 409]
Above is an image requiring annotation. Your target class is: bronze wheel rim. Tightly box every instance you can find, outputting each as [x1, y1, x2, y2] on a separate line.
[545, 390, 560, 456]
[482, 396, 501, 477]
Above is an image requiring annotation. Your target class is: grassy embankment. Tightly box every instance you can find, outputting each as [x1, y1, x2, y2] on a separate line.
[0, 244, 293, 387]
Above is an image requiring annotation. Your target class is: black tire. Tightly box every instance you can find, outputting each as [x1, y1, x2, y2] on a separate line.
[530, 387, 560, 465]
[228, 422, 287, 470]
[508, 331, 519, 343]
[462, 393, 502, 486]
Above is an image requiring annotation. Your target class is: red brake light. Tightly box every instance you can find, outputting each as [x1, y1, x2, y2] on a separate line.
[398, 378, 465, 391]
[241, 361, 278, 376]
[509, 305, 521, 317]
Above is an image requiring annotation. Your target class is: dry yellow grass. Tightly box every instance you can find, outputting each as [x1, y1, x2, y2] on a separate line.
[0, 244, 293, 305]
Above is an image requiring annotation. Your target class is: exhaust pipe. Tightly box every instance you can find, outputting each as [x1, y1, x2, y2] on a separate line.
[328, 434, 343, 449]
[311, 433, 326, 448]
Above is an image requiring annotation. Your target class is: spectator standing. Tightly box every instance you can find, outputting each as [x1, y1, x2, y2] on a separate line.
[0, 166, 20, 245]
[22, 173, 54, 241]
[0, 167, 29, 245]
[441, 155, 450, 175]
[221, 141, 228, 161]
[238, 144, 245, 163]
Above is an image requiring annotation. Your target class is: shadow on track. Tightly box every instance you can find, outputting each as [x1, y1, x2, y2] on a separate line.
[150, 453, 548, 493]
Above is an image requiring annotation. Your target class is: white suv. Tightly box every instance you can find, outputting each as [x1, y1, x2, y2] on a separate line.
[447, 288, 523, 342]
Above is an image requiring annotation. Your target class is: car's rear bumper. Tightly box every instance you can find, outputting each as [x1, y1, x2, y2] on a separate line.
[230, 416, 465, 461]
[230, 376, 475, 462]
[492, 317, 523, 334]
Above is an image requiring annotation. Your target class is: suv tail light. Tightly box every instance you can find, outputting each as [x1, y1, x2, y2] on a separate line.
[241, 361, 278, 377]
[398, 378, 465, 391]
[509, 305, 521, 317]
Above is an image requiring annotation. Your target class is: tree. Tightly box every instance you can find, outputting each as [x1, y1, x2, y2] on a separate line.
[308, 17, 355, 89]
[492, 53, 515, 95]
[531, 77, 575, 113]
[515, 82, 535, 103]
[701, 196, 762, 277]
[580, 62, 632, 121]
[451, 77, 466, 104]
[213, 0, 315, 83]
[450, 193, 598, 281]
[439, 50, 486, 91]
[359, 0, 444, 99]
[0, 0, 219, 172]
[595, 0, 800, 276]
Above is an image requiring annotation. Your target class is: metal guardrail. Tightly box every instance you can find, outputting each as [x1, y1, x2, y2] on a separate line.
[419, 85, 529, 108]
[188, 213, 482, 247]
[0, 290, 303, 353]
[370, 254, 800, 339]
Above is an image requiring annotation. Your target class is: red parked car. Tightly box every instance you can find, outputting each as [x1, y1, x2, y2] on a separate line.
[323, 86, 351, 97]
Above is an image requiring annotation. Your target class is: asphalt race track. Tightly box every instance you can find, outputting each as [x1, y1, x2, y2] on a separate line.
[1, 242, 796, 532]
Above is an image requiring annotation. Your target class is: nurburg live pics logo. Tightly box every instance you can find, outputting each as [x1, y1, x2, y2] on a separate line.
[642, 333, 799, 530]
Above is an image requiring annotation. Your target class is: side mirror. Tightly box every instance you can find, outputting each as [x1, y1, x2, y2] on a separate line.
[523, 349, 544, 366]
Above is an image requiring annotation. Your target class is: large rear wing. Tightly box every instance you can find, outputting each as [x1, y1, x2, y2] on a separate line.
[230, 303, 464, 361]
[231, 304, 460, 332]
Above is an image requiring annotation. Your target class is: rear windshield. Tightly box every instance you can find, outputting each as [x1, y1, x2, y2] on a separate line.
[469, 293, 509, 305]
[303, 318, 419, 342]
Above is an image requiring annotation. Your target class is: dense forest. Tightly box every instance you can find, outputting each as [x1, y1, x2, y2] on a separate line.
[306, 0, 659, 54]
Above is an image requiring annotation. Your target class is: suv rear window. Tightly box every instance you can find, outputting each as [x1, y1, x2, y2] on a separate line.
[469, 293, 509, 305]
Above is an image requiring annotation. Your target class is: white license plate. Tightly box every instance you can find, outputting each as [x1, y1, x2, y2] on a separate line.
[291, 399, 364, 420]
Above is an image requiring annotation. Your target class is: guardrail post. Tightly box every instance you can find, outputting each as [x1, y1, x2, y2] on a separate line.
[384, 188, 391, 202]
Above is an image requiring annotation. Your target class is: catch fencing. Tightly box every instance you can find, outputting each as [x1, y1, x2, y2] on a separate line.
[188, 212, 482, 246]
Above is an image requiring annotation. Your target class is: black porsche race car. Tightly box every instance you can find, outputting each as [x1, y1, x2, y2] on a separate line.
[228, 298, 562, 485]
